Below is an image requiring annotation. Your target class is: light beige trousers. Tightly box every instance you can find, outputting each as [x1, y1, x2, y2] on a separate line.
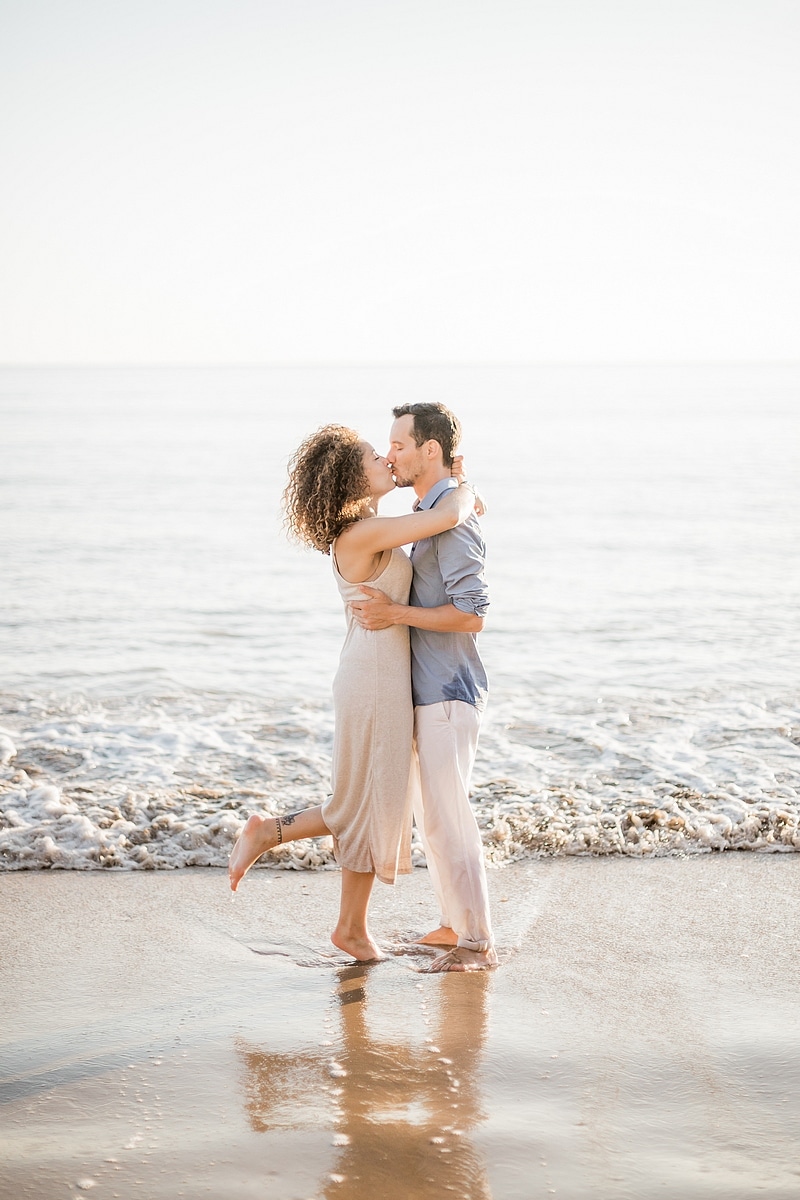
[411, 700, 494, 952]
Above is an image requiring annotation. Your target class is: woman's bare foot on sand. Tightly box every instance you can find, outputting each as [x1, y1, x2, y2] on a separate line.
[424, 946, 498, 973]
[229, 814, 280, 891]
[415, 926, 458, 947]
[331, 926, 386, 962]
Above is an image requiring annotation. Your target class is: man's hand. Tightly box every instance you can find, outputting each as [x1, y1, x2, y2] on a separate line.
[353, 586, 484, 634]
[350, 585, 396, 631]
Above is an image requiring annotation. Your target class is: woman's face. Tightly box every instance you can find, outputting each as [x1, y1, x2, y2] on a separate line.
[360, 443, 395, 498]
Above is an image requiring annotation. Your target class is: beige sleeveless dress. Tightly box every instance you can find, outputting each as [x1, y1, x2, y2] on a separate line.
[321, 544, 414, 884]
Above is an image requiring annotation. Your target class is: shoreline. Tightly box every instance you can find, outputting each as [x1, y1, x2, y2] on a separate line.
[3, 855, 800, 1198]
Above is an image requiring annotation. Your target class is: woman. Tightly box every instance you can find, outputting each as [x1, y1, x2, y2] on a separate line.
[228, 424, 477, 962]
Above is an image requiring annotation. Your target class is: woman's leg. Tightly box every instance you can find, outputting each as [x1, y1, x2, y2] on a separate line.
[229, 806, 329, 891]
[331, 869, 384, 961]
[230, 813, 383, 961]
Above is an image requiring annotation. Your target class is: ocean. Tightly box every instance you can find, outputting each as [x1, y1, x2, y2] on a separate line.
[1, 363, 799, 871]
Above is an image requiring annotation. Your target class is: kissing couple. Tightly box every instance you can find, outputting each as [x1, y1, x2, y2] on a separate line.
[229, 402, 496, 972]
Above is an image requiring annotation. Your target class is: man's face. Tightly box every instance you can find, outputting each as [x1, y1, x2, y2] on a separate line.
[387, 415, 426, 488]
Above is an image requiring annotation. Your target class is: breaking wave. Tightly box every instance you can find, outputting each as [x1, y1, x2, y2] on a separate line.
[2, 688, 798, 871]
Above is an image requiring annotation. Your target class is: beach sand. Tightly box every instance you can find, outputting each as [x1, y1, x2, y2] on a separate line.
[2, 855, 800, 1199]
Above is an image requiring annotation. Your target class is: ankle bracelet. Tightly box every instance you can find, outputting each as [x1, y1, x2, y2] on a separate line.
[275, 816, 283, 844]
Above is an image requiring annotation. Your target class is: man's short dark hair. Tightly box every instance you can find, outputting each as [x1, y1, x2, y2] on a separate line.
[391, 402, 461, 468]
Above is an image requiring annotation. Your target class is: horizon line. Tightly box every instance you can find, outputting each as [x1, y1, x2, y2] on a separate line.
[1, 358, 799, 370]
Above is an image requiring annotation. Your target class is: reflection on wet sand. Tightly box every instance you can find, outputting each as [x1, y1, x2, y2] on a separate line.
[238, 964, 493, 1199]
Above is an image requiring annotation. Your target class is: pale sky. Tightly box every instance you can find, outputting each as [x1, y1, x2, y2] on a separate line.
[1, 0, 798, 364]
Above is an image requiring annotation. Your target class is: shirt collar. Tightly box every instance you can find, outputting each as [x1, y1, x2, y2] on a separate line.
[416, 477, 458, 511]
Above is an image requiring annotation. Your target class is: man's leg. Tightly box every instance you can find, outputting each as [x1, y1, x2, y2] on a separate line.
[412, 700, 494, 955]
[409, 741, 457, 945]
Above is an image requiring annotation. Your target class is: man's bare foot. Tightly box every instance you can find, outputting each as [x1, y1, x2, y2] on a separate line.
[424, 946, 498, 973]
[415, 926, 458, 947]
[331, 927, 386, 962]
[228, 814, 280, 892]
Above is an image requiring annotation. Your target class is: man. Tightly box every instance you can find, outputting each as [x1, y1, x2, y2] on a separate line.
[350, 402, 497, 971]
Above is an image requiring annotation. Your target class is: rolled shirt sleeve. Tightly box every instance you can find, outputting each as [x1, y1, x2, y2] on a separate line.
[408, 479, 490, 709]
[437, 517, 490, 618]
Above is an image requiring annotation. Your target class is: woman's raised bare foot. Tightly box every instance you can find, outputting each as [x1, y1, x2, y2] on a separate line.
[229, 814, 280, 892]
[424, 946, 498, 973]
[415, 925, 458, 947]
[331, 927, 386, 962]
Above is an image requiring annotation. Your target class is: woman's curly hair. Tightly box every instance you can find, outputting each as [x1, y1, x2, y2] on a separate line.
[283, 425, 369, 554]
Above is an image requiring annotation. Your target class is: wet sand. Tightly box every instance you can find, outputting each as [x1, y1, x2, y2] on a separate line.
[2, 855, 800, 1199]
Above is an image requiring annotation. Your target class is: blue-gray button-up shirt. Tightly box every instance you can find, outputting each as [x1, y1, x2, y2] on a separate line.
[409, 477, 489, 710]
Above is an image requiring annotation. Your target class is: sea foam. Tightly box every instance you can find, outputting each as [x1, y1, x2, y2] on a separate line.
[1, 690, 798, 871]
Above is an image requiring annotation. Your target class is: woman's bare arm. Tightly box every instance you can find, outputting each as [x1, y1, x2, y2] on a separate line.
[338, 482, 477, 559]
[450, 456, 487, 516]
